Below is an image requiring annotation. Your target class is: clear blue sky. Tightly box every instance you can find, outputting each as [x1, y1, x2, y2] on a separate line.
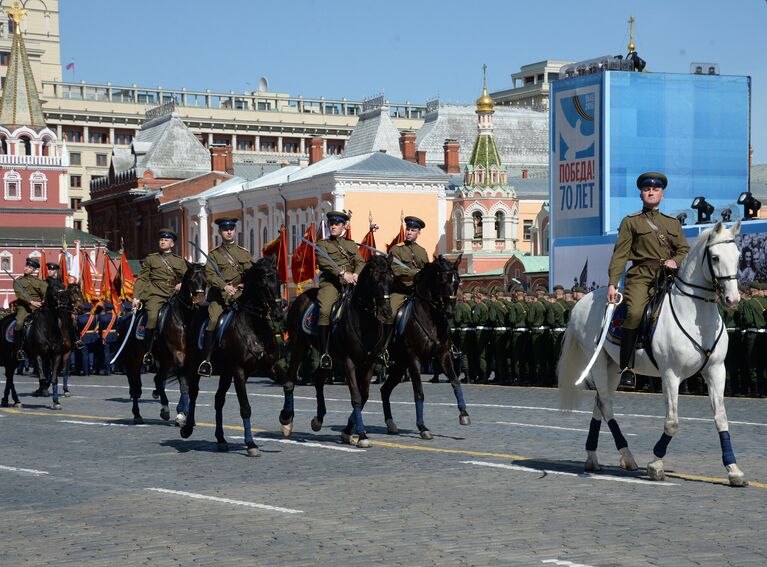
[60, 0, 767, 162]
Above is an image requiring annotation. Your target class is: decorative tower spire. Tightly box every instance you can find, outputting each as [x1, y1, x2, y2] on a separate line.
[0, 1, 47, 130]
[627, 15, 636, 53]
[467, 65, 505, 187]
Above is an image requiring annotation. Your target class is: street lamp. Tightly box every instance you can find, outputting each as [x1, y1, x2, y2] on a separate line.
[691, 197, 714, 224]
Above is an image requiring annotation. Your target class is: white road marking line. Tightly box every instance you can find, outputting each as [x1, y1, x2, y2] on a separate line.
[145, 488, 303, 514]
[59, 419, 148, 428]
[461, 460, 678, 486]
[253, 436, 364, 453]
[7, 379, 767, 427]
[0, 464, 49, 476]
[542, 560, 595, 567]
[494, 421, 637, 436]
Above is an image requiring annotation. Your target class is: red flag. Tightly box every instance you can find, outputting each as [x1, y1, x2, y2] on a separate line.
[386, 220, 406, 252]
[40, 250, 48, 280]
[100, 254, 116, 307]
[119, 249, 136, 301]
[59, 253, 69, 287]
[291, 223, 316, 287]
[344, 219, 352, 240]
[81, 251, 96, 303]
[359, 224, 378, 261]
[262, 227, 289, 284]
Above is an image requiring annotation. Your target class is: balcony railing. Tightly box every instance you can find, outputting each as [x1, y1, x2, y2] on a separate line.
[0, 154, 63, 166]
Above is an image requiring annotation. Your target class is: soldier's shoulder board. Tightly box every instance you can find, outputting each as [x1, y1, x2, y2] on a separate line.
[659, 211, 680, 221]
[395, 242, 406, 247]
[236, 245, 250, 253]
[627, 211, 643, 218]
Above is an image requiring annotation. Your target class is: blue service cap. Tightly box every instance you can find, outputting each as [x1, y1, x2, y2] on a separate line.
[215, 218, 238, 230]
[158, 228, 177, 241]
[25, 258, 40, 269]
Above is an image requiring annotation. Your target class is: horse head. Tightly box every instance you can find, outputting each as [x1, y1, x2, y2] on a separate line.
[356, 254, 393, 323]
[244, 256, 283, 321]
[66, 283, 85, 311]
[182, 262, 208, 307]
[420, 253, 461, 318]
[43, 277, 69, 311]
[707, 220, 741, 308]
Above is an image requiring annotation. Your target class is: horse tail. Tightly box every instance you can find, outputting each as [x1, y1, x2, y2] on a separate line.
[557, 328, 587, 411]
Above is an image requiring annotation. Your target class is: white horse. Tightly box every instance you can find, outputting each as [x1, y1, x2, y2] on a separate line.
[558, 221, 747, 487]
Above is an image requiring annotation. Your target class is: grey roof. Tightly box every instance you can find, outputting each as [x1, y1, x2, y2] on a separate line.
[0, 227, 108, 247]
[338, 151, 447, 179]
[233, 162, 286, 181]
[112, 112, 211, 179]
[343, 106, 403, 159]
[416, 104, 548, 169]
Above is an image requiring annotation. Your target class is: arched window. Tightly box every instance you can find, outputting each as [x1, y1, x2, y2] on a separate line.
[472, 211, 483, 239]
[4, 170, 21, 200]
[0, 136, 7, 155]
[0, 250, 12, 273]
[249, 228, 255, 254]
[30, 171, 47, 201]
[19, 136, 32, 156]
[495, 210, 505, 239]
[262, 227, 268, 252]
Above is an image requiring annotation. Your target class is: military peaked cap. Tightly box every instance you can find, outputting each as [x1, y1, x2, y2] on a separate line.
[215, 218, 238, 230]
[25, 258, 40, 269]
[159, 228, 177, 241]
[326, 211, 349, 224]
[404, 216, 426, 230]
[637, 171, 668, 190]
[553, 284, 564, 291]
[46, 262, 60, 271]
[572, 286, 588, 294]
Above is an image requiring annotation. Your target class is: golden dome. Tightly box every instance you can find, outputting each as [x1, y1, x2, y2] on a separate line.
[476, 64, 495, 114]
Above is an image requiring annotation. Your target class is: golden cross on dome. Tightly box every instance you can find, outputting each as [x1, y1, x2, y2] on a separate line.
[482, 64, 487, 89]
[7, 1, 28, 30]
[628, 15, 636, 53]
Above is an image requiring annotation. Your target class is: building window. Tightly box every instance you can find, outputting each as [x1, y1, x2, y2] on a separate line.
[0, 253, 11, 272]
[283, 142, 299, 153]
[70, 152, 81, 165]
[262, 227, 268, 250]
[29, 172, 47, 201]
[0, 51, 9, 66]
[326, 141, 344, 155]
[523, 219, 533, 241]
[88, 129, 109, 144]
[96, 153, 108, 167]
[212, 136, 230, 146]
[70, 198, 82, 210]
[74, 220, 83, 230]
[70, 175, 82, 188]
[249, 228, 255, 253]
[237, 137, 255, 151]
[4, 170, 21, 200]
[64, 128, 83, 143]
[472, 211, 483, 239]
[114, 130, 133, 145]
[495, 211, 505, 239]
[260, 138, 277, 152]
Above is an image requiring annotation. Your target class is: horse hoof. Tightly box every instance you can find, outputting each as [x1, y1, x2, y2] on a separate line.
[180, 426, 193, 439]
[311, 417, 323, 432]
[246, 445, 261, 457]
[175, 413, 187, 428]
[419, 429, 433, 440]
[133, 416, 144, 425]
[340, 432, 353, 445]
[647, 459, 665, 481]
[217, 441, 229, 452]
[356, 437, 370, 449]
[726, 464, 749, 487]
[152, 390, 159, 400]
[459, 414, 471, 426]
[63, 390, 71, 398]
[52, 402, 62, 410]
[585, 452, 601, 472]
[160, 406, 170, 421]
[280, 421, 294, 438]
[42, 389, 49, 397]
[13, 402, 22, 408]
[385, 419, 399, 435]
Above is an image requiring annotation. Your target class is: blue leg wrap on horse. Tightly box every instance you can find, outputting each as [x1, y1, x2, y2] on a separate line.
[585, 418, 601, 451]
[177, 392, 189, 414]
[607, 419, 628, 450]
[63, 374, 69, 389]
[52, 382, 58, 401]
[284, 392, 294, 415]
[653, 433, 673, 459]
[719, 431, 736, 466]
[415, 399, 425, 427]
[353, 404, 365, 434]
[243, 417, 253, 444]
[451, 382, 466, 411]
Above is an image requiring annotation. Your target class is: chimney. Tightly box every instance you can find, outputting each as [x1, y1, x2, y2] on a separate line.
[399, 130, 417, 163]
[443, 139, 460, 174]
[522, 168, 529, 179]
[210, 144, 234, 174]
[416, 150, 427, 166]
[309, 137, 324, 165]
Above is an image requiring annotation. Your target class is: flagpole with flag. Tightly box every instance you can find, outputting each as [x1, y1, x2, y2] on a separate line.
[81, 250, 96, 304]
[386, 210, 406, 252]
[359, 212, 378, 262]
[40, 249, 47, 280]
[291, 222, 316, 294]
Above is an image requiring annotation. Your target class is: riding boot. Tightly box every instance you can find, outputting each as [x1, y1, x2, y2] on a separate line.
[14, 324, 26, 361]
[142, 328, 155, 366]
[619, 328, 638, 388]
[197, 331, 215, 377]
[318, 326, 332, 370]
[377, 324, 393, 368]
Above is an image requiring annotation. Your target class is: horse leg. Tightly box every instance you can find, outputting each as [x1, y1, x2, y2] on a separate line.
[62, 367, 70, 397]
[407, 359, 433, 440]
[233, 368, 260, 457]
[128, 363, 144, 425]
[585, 399, 603, 472]
[648, 371, 682, 481]
[154, 372, 170, 422]
[214, 373, 233, 451]
[175, 375, 190, 427]
[704, 363, 747, 487]
[592, 358, 638, 471]
[311, 368, 328, 432]
[180, 373, 199, 439]
[50, 355, 62, 410]
[4, 363, 21, 406]
[341, 362, 365, 446]
[440, 349, 470, 425]
[381, 361, 405, 434]
[353, 366, 374, 448]
[274, 362, 294, 437]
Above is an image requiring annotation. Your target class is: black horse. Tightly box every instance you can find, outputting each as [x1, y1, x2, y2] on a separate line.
[0, 312, 22, 407]
[21, 279, 83, 409]
[115, 263, 207, 425]
[287, 254, 394, 448]
[182, 256, 288, 457]
[380, 255, 470, 438]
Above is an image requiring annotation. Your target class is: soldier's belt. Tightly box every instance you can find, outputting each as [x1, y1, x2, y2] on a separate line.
[552, 327, 567, 332]
[726, 328, 738, 332]
[744, 328, 766, 333]
[512, 327, 528, 332]
[530, 326, 549, 331]
[494, 327, 509, 331]
[458, 327, 474, 331]
[475, 326, 488, 330]
[631, 259, 665, 269]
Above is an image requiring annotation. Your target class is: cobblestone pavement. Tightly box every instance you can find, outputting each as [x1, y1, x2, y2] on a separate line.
[1, 373, 766, 567]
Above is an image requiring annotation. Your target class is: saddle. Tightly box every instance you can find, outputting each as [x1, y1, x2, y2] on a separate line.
[300, 288, 352, 336]
[394, 298, 414, 337]
[214, 305, 237, 348]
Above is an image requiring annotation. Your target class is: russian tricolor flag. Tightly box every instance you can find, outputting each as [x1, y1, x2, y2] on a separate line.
[66, 61, 75, 71]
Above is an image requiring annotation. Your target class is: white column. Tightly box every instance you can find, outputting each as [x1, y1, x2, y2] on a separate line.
[462, 215, 473, 251]
[482, 215, 494, 251]
[197, 199, 209, 262]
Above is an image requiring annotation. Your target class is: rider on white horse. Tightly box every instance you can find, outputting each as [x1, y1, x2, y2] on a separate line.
[607, 172, 690, 387]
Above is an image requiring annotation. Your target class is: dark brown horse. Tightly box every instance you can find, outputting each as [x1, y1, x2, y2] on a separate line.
[115, 263, 207, 424]
[286, 254, 393, 448]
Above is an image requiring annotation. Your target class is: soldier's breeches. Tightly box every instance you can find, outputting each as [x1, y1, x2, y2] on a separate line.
[143, 296, 166, 329]
[622, 270, 656, 329]
[207, 299, 224, 331]
[387, 292, 407, 325]
[15, 306, 29, 329]
[317, 283, 340, 326]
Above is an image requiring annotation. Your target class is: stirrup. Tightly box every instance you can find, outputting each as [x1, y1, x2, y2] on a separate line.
[319, 353, 333, 370]
[75, 339, 84, 350]
[619, 367, 637, 389]
[142, 352, 154, 366]
[450, 344, 462, 359]
[377, 349, 391, 368]
[198, 360, 213, 377]
[16, 349, 26, 361]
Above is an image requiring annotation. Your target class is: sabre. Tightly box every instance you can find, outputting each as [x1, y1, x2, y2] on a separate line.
[574, 291, 623, 386]
[357, 243, 408, 270]
[188, 240, 226, 281]
[2, 268, 17, 282]
[110, 308, 137, 365]
[301, 237, 341, 272]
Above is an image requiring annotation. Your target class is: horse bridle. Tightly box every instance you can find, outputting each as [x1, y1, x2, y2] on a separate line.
[674, 239, 738, 303]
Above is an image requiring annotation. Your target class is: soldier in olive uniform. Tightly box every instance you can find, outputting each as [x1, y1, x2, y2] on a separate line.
[744, 282, 767, 397]
[389, 216, 430, 321]
[452, 290, 474, 382]
[132, 229, 188, 366]
[12, 258, 47, 361]
[489, 289, 511, 384]
[607, 172, 690, 387]
[719, 292, 742, 396]
[315, 211, 365, 369]
[198, 218, 253, 376]
[509, 288, 529, 384]
[472, 289, 491, 383]
[547, 286, 568, 386]
[526, 292, 547, 385]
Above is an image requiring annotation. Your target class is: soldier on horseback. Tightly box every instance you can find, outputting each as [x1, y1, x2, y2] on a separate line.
[316, 211, 365, 369]
[389, 216, 429, 320]
[198, 218, 252, 377]
[13, 258, 46, 361]
[132, 229, 188, 366]
[606, 172, 690, 387]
